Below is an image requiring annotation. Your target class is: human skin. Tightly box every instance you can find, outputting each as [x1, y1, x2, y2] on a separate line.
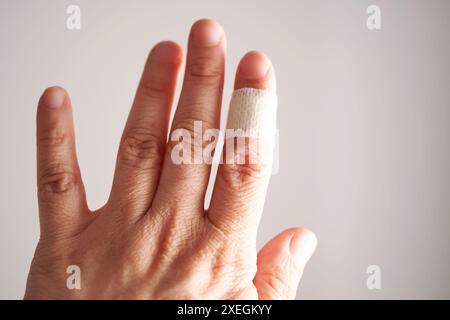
[24, 19, 317, 299]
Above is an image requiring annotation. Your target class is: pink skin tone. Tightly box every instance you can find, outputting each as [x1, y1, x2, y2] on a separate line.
[25, 19, 316, 299]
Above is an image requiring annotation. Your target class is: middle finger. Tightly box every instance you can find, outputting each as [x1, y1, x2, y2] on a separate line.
[152, 19, 226, 216]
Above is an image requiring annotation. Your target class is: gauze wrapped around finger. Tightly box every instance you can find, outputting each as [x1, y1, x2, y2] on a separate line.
[224, 88, 277, 171]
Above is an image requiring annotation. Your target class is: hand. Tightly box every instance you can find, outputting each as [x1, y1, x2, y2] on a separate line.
[25, 19, 317, 299]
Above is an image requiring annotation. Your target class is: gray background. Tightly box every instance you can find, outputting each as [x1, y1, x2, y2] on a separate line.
[1, 0, 449, 299]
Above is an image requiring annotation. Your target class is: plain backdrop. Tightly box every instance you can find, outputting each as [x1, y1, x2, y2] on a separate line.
[1, 0, 449, 299]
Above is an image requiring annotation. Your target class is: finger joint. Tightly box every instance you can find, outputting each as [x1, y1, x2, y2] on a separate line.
[119, 127, 164, 171]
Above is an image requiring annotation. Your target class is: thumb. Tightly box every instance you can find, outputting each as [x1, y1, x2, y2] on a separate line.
[253, 227, 317, 299]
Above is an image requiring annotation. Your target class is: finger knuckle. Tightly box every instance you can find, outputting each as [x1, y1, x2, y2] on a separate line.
[38, 163, 78, 200]
[174, 114, 216, 133]
[219, 137, 271, 190]
[38, 127, 70, 148]
[139, 77, 168, 101]
[169, 117, 216, 151]
[188, 56, 223, 86]
[220, 161, 267, 191]
[172, 118, 197, 138]
[119, 127, 164, 171]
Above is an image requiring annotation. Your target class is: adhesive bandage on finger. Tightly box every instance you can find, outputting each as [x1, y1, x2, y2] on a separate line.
[225, 88, 278, 168]
[226, 88, 277, 139]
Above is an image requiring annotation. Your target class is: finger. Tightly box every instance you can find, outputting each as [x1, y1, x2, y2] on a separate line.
[153, 19, 225, 215]
[207, 51, 276, 235]
[253, 228, 317, 300]
[109, 41, 182, 217]
[36, 86, 89, 240]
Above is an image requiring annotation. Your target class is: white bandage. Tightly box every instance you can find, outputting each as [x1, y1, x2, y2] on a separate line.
[226, 88, 277, 140]
[224, 88, 278, 170]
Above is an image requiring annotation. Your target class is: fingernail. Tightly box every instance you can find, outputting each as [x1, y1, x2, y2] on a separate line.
[238, 51, 271, 80]
[191, 19, 223, 47]
[42, 87, 65, 109]
[289, 230, 317, 266]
